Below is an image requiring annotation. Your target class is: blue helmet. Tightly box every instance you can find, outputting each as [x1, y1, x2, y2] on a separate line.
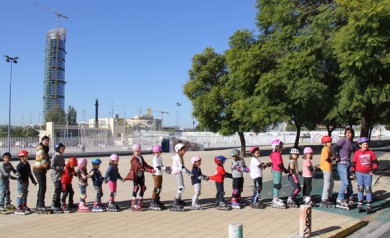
[358, 137, 369, 144]
[230, 149, 240, 157]
[214, 156, 227, 165]
[91, 158, 102, 165]
[54, 143, 65, 152]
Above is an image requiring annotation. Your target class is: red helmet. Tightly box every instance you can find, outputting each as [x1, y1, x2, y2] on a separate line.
[68, 157, 78, 167]
[249, 146, 260, 154]
[18, 150, 29, 157]
[321, 136, 332, 144]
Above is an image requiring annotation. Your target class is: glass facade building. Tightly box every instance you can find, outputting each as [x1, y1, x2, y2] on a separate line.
[43, 28, 67, 119]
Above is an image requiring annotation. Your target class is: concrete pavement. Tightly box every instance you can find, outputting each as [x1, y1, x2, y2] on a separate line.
[0, 143, 389, 238]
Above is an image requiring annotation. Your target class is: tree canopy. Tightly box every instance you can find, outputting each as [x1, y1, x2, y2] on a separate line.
[184, 0, 390, 149]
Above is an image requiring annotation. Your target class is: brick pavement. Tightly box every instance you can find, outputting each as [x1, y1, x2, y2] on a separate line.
[1, 146, 387, 238]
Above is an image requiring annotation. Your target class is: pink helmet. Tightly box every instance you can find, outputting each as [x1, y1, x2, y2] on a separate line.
[132, 143, 141, 151]
[78, 158, 87, 168]
[303, 147, 313, 154]
[271, 139, 283, 151]
[191, 156, 202, 165]
[249, 146, 260, 154]
[152, 145, 162, 153]
[110, 154, 119, 161]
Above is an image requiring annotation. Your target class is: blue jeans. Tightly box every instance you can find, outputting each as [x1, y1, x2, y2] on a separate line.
[17, 181, 29, 207]
[356, 172, 373, 201]
[79, 184, 87, 202]
[337, 164, 353, 201]
[252, 177, 262, 203]
[0, 178, 11, 205]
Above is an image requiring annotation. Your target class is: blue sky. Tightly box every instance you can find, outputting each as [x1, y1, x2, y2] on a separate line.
[0, 0, 258, 128]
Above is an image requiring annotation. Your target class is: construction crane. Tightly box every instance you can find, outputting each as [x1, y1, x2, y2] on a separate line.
[148, 108, 169, 131]
[34, 2, 68, 109]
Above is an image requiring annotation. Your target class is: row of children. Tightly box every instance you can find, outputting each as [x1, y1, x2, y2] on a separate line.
[0, 130, 379, 214]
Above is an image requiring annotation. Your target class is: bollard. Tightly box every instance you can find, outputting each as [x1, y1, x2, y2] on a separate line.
[299, 204, 312, 238]
[229, 222, 243, 238]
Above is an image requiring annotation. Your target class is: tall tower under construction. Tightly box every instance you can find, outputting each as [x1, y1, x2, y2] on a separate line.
[42, 28, 67, 118]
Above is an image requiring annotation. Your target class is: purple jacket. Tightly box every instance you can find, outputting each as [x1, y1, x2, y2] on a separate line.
[331, 137, 357, 165]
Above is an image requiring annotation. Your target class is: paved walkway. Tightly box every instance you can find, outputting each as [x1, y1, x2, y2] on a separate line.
[0, 143, 389, 238]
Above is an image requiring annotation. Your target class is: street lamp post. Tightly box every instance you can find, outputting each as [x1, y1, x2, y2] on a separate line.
[177, 102, 181, 132]
[4, 55, 18, 153]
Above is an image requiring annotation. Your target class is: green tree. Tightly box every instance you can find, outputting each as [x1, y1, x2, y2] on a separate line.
[45, 105, 66, 124]
[184, 48, 250, 150]
[67, 106, 78, 125]
[254, 0, 340, 147]
[331, 0, 390, 137]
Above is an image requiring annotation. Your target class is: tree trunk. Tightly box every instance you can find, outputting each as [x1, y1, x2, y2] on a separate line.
[360, 115, 370, 138]
[326, 124, 336, 136]
[238, 132, 246, 157]
[294, 123, 301, 148]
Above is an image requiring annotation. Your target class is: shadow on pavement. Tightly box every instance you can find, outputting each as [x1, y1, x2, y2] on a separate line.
[311, 226, 341, 236]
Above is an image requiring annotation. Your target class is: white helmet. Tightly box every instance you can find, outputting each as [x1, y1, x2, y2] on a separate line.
[174, 143, 185, 152]
[290, 148, 299, 155]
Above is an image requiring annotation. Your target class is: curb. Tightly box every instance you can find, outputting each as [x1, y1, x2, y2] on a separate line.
[322, 220, 368, 238]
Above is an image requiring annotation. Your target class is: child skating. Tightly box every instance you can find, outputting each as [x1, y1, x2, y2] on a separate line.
[351, 137, 379, 214]
[0, 152, 18, 214]
[302, 147, 315, 205]
[319, 136, 335, 208]
[287, 148, 301, 208]
[50, 143, 66, 213]
[60, 157, 78, 212]
[230, 149, 249, 209]
[190, 155, 209, 210]
[209, 156, 232, 211]
[249, 146, 271, 209]
[15, 150, 37, 215]
[130, 144, 154, 211]
[90, 158, 105, 212]
[170, 143, 191, 211]
[269, 139, 287, 208]
[76, 158, 91, 212]
[150, 145, 171, 211]
[104, 154, 124, 212]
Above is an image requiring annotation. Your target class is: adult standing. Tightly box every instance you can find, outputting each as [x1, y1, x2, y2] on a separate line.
[331, 127, 357, 209]
[33, 136, 50, 212]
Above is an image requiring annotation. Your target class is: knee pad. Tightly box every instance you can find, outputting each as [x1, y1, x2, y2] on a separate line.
[133, 185, 140, 193]
[358, 185, 364, 193]
[141, 185, 147, 193]
[365, 186, 372, 193]
[18, 192, 23, 198]
[80, 194, 87, 200]
[178, 186, 185, 194]
[233, 189, 239, 196]
[110, 192, 116, 198]
[153, 188, 161, 194]
[273, 183, 282, 190]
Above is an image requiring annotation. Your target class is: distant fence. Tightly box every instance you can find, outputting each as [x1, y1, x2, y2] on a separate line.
[1, 129, 388, 158]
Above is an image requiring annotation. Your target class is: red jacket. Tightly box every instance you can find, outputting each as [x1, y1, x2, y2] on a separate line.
[352, 149, 378, 173]
[61, 164, 75, 184]
[208, 165, 226, 183]
[130, 155, 153, 176]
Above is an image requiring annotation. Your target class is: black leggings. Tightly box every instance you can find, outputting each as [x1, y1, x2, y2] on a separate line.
[303, 177, 312, 196]
[61, 184, 75, 205]
[33, 169, 47, 208]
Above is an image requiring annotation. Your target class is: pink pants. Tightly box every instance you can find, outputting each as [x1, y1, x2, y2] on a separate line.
[108, 181, 117, 202]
